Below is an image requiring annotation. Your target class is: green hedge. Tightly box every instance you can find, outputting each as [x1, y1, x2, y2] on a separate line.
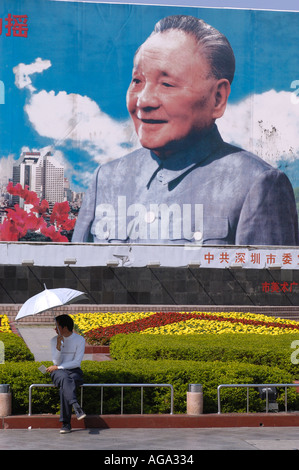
[0, 333, 34, 362]
[0, 359, 296, 415]
[2, 331, 299, 415]
[110, 333, 299, 376]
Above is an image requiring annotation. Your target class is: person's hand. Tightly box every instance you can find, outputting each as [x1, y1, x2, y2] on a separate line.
[46, 365, 58, 373]
[56, 334, 63, 351]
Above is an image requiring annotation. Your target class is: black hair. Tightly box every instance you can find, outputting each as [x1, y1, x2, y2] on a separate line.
[56, 314, 74, 332]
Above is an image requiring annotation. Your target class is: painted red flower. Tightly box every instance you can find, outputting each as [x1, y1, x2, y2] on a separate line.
[0, 219, 19, 241]
[1, 183, 75, 242]
[50, 201, 76, 231]
[40, 224, 69, 242]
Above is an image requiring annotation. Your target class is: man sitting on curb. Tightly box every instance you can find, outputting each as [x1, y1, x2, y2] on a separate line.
[46, 314, 86, 433]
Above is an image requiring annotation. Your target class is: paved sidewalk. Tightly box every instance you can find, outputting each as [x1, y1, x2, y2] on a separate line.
[1, 426, 299, 450]
[11, 324, 299, 451]
[17, 325, 107, 361]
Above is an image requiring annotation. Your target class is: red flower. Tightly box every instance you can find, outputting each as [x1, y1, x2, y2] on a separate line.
[50, 201, 76, 232]
[7, 182, 39, 206]
[41, 224, 69, 242]
[5, 205, 31, 238]
[0, 219, 19, 241]
[1, 183, 75, 242]
[31, 199, 49, 216]
[84, 311, 299, 345]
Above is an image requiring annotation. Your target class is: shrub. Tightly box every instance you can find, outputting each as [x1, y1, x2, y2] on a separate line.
[0, 332, 34, 362]
[110, 333, 299, 376]
[0, 361, 54, 414]
[0, 359, 296, 415]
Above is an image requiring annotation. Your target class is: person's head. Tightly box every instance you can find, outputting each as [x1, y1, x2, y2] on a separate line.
[55, 314, 74, 334]
[126, 15, 235, 158]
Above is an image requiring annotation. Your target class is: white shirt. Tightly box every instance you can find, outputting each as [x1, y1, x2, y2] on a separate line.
[51, 332, 85, 370]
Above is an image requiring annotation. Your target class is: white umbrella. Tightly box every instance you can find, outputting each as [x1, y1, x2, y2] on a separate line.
[15, 286, 88, 321]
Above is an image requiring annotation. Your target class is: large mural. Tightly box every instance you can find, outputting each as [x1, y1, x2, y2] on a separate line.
[0, 0, 298, 267]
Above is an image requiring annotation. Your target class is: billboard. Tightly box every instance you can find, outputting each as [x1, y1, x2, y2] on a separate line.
[0, 0, 298, 267]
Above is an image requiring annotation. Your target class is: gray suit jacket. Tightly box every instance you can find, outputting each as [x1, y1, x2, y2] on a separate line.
[72, 125, 299, 246]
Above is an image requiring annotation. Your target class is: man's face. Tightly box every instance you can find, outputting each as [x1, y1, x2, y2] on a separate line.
[126, 30, 228, 158]
[55, 324, 69, 336]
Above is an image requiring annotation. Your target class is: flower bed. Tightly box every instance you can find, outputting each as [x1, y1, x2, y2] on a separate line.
[0, 315, 12, 334]
[71, 311, 299, 345]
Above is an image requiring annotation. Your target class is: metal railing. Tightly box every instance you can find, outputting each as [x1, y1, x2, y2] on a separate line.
[217, 383, 299, 414]
[28, 383, 174, 416]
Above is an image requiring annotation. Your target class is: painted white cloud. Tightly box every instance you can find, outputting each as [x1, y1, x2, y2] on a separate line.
[218, 89, 299, 166]
[24, 89, 138, 164]
[13, 58, 51, 92]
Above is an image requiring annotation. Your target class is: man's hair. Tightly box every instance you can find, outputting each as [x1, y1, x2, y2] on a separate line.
[152, 15, 235, 84]
[56, 314, 74, 332]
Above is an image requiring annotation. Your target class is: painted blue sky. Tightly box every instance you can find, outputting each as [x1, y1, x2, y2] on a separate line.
[0, 0, 298, 192]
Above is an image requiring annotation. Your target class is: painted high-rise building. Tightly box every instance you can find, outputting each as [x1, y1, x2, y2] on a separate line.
[12, 151, 64, 208]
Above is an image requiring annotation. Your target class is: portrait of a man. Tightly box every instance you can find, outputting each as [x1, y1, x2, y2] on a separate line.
[72, 14, 299, 246]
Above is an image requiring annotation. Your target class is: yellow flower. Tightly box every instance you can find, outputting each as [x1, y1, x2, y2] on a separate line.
[71, 310, 299, 338]
[0, 315, 12, 334]
[70, 311, 154, 334]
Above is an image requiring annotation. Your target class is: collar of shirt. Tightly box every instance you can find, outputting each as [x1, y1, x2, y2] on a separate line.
[146, 125, 224, 189]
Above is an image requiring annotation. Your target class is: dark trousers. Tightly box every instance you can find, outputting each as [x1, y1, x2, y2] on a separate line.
[51, 368, 84, 423]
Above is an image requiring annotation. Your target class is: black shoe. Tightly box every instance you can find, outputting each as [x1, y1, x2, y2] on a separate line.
[73, 402, 86, 420]
[60, 423, 71, 434]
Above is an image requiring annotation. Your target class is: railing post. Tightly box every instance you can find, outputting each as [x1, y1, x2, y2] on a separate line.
[29, 385, 32, 416]
[170, 385, 174, 415]
[217, 385, 222, 414]
[121, 386, 124, 415]
[246, 386, 249, 413]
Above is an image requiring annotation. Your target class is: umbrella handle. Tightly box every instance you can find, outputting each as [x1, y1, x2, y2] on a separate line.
[54, 317, 64, 347]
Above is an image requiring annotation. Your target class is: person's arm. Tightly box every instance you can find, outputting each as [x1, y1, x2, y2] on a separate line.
[72, 166, 101, 242]
[236, 170, 299, 246]
[55, 336, 86, 370]
[47, 336, 64, 373]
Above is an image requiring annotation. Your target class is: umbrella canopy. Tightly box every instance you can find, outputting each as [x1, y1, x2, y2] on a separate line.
[15, 287, 88, 321]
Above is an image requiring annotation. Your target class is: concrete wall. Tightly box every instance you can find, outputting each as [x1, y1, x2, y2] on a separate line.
[1, 265, 299, 307]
